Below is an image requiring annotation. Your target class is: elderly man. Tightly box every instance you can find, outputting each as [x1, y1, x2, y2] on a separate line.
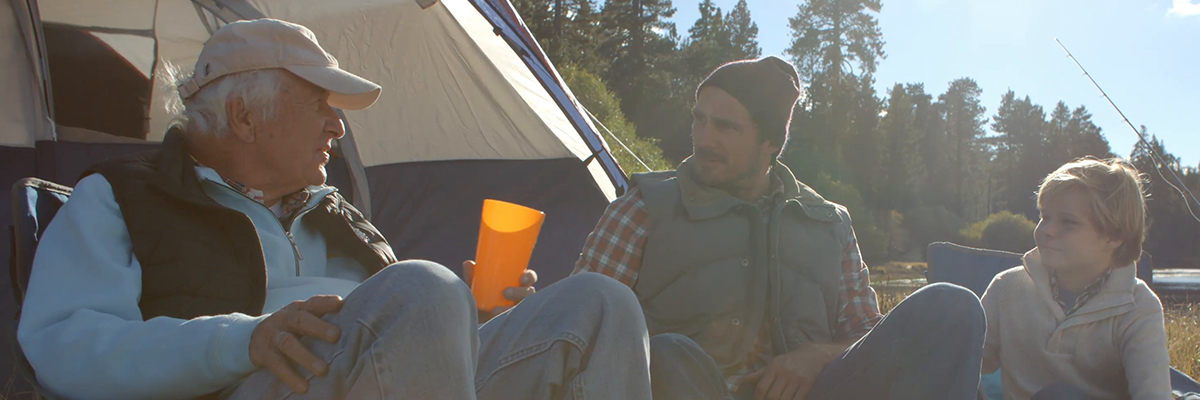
[18, 19, 650, 400]
[573, 56, 987, 400]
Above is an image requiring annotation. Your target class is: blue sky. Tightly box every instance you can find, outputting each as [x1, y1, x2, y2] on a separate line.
[671, 0, 1200, 167]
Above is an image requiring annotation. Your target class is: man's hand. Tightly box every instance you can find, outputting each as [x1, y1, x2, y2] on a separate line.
[742, 343, 844, 400]
[249, 295, 344, 394]
[462, 260, 537, 323]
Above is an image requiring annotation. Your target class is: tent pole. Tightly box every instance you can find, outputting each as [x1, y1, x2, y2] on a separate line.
[335, 109, 374, 220]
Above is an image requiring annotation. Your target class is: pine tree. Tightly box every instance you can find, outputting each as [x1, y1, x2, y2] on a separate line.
[785, 0, 886, 84]
[597, 0, 683, 155]
[597, 0, 678, 107]
[877, 83, 926, 211]
[783, 0, 886, 179]
[687, 0, 726, 42]
[679, 0, 733, 97]
[511, 0, 604, 72]
[1065, 105, 1112, 159]
[724, 0, 761, 59]
[938, 78, 987, 219]
[990, 90, 1048, 218]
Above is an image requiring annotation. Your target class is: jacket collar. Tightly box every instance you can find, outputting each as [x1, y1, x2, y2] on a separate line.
[1023, 248, 1137, 328]
[676, 157, 835, 221]
[154, 127, 222, 209]
[160, 128, 335, 211]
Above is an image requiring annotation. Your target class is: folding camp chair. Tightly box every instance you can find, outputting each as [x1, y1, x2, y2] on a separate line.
[10, 177, 71, 399]
[11, 178, 71, 307]
[925, 241, 1200, 399]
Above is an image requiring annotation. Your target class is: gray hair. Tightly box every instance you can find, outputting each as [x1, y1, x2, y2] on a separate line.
[161, 62, 284, 137]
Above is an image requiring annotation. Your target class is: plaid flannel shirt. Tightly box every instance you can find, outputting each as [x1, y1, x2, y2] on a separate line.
[572, 183, 883, 389]
[220, 178, 312, 222]
[194, 160, 312, 222]
[1051, 267, 1113, 316]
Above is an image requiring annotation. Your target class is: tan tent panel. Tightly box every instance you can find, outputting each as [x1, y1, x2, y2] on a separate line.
[90, 32, 154, 78]
[36, 0, 594, 170]
[38, 0, 154, 30]
[1, 0, 52, 147]
[226, 0, 588, 166]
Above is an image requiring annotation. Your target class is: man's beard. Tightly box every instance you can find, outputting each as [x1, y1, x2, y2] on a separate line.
[693, 149, 769, 194]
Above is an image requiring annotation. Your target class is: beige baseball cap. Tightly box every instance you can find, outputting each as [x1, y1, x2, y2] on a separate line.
[178, 18, 382, 110]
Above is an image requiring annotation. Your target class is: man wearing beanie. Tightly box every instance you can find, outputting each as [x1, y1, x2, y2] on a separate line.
[574, 56, 987, 400]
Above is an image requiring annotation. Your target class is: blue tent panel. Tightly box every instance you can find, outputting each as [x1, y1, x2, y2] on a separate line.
[366, 158, 609, 287]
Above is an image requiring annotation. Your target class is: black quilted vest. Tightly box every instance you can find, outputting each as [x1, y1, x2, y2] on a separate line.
[85, 130, 397, 321]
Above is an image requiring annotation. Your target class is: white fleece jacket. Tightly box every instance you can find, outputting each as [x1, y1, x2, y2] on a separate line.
[981, 248, 1171, 400]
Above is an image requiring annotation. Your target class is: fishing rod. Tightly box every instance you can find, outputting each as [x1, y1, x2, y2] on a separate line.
[1054, 38, 1200, 224]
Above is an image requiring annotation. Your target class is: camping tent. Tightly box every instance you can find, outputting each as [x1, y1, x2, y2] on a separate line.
[1, 0, 629, 391]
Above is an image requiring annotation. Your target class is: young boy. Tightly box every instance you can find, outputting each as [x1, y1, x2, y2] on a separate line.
[981, 158, 1171, 400]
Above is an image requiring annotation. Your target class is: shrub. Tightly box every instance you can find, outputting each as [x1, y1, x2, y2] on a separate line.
[559, 64, 674, 173]
[903, 205, 967, 252]
[807, 173, 888, 263]
[961, 211, 1037, 253]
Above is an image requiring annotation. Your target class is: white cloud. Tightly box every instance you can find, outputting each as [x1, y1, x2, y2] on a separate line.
[1169, 0, 1200, 17]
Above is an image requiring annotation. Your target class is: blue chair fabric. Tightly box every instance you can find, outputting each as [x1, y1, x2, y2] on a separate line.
[10, 178, 71, 309]
[9, 177, 71, 400]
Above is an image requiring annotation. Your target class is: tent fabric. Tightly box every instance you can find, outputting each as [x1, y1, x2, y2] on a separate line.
[31, 0, 612, 175]
[37, 0, 155, 30]
[470, 0, 629, 198]
[366, 158, 609, 286]
[1, 0, 52, 147]
[245, 0, 589, 166]
[26, 0, 624, 197]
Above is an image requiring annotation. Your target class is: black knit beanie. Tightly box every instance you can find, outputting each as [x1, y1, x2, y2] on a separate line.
[696, 56, 801, 155]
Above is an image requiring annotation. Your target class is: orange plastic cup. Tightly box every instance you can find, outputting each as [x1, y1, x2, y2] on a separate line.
[471, 199, 545, 311]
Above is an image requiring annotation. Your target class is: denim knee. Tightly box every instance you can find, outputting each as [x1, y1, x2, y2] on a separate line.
[909, 283, 984, 324]
[371, 260, 474, 310]
[555, 272, 642, 314]
[650, 333, 705, 363]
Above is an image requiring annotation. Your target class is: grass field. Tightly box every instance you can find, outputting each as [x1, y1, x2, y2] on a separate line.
[872, 262, 1200, 379]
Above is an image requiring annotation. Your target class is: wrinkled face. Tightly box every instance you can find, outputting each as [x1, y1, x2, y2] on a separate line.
[690, 87, 778, 192]
[1035, 189, 1122, 273]
[253, 74, 345, 191]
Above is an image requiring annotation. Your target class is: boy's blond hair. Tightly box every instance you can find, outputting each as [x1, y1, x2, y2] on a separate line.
[1036, 157, 1148, 267]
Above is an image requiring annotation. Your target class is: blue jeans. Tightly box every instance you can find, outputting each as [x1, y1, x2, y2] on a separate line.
[650, 283, 986, 400]
[228, 261, 651, 399]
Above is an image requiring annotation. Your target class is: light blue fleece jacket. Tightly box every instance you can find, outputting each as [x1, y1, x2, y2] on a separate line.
[17, 167, 372, 400]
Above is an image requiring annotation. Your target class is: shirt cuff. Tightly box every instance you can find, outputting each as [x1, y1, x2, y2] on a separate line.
[217, 314, 269, 376]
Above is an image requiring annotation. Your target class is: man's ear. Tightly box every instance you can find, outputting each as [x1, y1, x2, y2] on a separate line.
[768, 142, 781, 159]
[760, 137, 781, 163]
[226, 97, 256, 143]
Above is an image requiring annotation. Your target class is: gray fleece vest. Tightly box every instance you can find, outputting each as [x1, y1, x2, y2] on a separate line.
[632, 159, 847, 371]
